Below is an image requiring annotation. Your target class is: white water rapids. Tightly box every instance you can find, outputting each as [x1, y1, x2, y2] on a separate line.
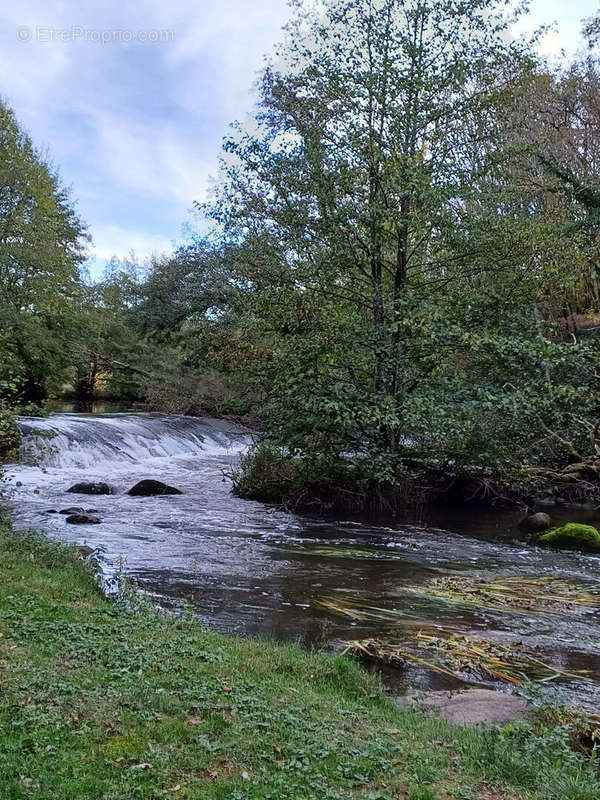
[4, 412, 600, 710]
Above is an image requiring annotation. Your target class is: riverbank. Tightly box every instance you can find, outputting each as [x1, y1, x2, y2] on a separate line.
[1, 518, 599, 799]
[232, 442, 600, 514]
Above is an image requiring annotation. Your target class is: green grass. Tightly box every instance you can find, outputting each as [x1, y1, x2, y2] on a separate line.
[0, 519, 599, 799]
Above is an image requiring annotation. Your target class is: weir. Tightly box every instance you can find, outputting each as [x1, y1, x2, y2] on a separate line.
[5, 413, 600, 712]
[18, 413, 248, 470]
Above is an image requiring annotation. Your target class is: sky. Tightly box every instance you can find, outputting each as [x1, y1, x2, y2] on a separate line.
[0, 0, 598, 276]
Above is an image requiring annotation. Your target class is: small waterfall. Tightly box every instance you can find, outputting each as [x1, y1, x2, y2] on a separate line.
[7, 413, 600, 713]
[17, 414, 249, 470]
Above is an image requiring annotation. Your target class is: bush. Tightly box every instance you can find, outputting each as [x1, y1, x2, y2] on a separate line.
[232, 441, 303, 502]
[0, 403, 20, 463]
[17, 402, 48, 418]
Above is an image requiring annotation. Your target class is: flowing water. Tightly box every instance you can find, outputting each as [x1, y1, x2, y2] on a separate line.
[5, 413, 600, 710]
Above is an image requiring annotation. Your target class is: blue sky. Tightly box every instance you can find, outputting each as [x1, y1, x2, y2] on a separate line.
[0, 0, 597, 276]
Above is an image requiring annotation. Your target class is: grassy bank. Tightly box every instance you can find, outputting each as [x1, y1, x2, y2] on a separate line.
[1, 520, 599, 799]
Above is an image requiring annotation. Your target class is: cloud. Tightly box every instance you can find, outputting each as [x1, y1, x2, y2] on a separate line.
[0, 0, 596, 271]
[0, 0, 291, 266]
[92, 112, 214, 205]
[90, 223, 173, 261]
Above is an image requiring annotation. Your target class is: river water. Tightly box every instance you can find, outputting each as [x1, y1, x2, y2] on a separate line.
[4, 413, 600, 710]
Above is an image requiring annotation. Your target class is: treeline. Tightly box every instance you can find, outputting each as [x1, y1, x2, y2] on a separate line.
[3, 0, 600, 507]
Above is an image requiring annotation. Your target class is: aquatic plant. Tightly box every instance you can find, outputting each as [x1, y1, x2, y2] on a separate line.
[405, 575, 600, 616]
[344, 632, 596, 688]
[283, 543, 411, 562]
[312, 594, 416, 624]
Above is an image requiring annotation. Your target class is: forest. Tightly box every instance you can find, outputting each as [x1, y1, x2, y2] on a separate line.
[3, 0, 600, 510]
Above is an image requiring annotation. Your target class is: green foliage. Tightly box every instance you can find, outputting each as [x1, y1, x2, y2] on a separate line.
[232, 440, 361, 503]
[0, 98, 88, 403]
[181, 0, 600, 504]
[232, 441, 303, 502]
[210, 0, 534, 450]
[539, 524, 600, 552]
[17, 403, 48, 418]
[191, 0, 600, 501]
[0, 402, 19, 462]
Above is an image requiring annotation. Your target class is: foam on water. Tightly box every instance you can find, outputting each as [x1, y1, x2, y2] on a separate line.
[5, 412, 600, 711]
[18, 413, 248, 471]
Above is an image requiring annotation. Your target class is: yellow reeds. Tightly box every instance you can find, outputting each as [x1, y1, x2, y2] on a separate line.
[405, 575, 600, 616]
[343, 631, 597, 688]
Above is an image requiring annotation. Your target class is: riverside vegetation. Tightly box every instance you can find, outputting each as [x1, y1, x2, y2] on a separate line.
[2, 518, 600, 800]
[3, 3, 600, 796]
[3, 1, 600, 509]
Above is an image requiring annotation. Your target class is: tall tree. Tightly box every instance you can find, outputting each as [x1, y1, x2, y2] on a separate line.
[0, 98, 88, 402]
[208, 0, 536, 472]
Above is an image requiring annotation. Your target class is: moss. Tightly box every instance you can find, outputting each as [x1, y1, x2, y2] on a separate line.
[539, 523, 600, 552]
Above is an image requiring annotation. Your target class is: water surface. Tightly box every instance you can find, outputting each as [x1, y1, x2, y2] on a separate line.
[5, 413, 600, 709]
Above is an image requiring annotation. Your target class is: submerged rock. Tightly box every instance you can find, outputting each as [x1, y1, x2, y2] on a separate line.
[127, 480, 183, 497]
[539, 523, 600, 552]
[66, 514, 101, 525]
[60, 507, 85, 515]
[76, 545, 95, 558]
[396, 689, 528, 725]
[67, 482, 112, 495]
[519, 512, 552, 534]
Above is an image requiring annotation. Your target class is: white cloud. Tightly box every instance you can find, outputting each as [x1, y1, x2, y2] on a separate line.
[515, 0, 598, 58]
[92, 111, 214, 205]
[90, 223, 174, 263]
[0, 0, 293, 264]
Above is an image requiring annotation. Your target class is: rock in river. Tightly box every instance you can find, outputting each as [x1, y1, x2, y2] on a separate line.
[539, 523, 600, 552]
[66, 514, 101, 525]
[60, 507, 85, 515]
[127, 479, 183, 497]
[67, 482, 113, 495]
[519, 512, 552, 534]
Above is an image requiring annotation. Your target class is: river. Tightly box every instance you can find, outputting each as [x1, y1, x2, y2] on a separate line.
[4, 412, 600, 710]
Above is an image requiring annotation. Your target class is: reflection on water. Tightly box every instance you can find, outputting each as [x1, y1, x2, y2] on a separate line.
[5, 412, 600, 710]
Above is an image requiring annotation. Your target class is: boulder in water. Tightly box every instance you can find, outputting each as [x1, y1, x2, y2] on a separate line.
[66, 514, 101, 525]
[60, 507, 85, 515]
[128, 479, 183, 497]
[519, 512, 552, 534]
[76, 545, 95, 558]
[67, 482, 113, 495]
[539, 523, 600, 552]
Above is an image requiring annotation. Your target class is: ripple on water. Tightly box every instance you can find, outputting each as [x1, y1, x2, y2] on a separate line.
[6, 412, 600, 711]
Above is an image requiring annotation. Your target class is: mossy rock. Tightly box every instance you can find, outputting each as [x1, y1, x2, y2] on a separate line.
[539, 523, 600, 552]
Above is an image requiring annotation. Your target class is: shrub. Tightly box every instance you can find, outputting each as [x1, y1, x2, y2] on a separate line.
[232, 441, 303, 502]
[0, 403, 20, 463]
